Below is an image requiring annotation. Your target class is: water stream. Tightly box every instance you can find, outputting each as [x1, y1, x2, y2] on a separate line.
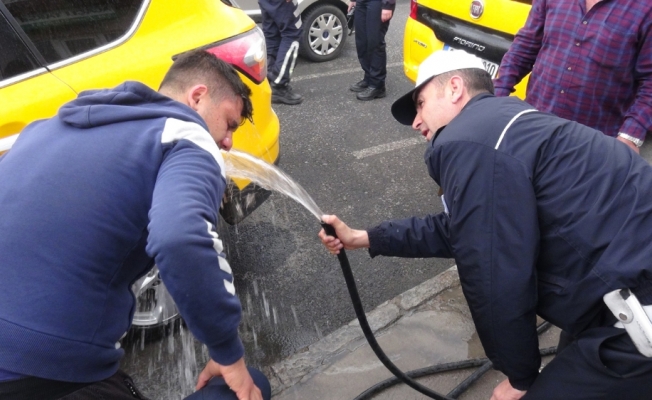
[222, 149, 323, 221]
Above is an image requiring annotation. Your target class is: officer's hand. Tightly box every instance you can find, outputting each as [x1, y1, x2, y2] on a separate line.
[617, 136, 640, 154]
[381, 9, 393, 22]
[196, 358, 262, 400]
[490, 379, 526, 400]
[319, 214, 369, 254]
[348, 1, 355, 12]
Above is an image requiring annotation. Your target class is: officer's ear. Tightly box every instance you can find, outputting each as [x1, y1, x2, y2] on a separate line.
[448, 76, 464, 103]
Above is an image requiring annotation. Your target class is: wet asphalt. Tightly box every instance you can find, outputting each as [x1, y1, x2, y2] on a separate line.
[121, 0, 455, 397]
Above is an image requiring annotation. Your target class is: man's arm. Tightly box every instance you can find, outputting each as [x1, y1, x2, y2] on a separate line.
[148, 140, 243, 366]
[618, 9, 652, 145]
[145, 119, 254, 395]
[381, 0, 395, 22]
[366, 213, 454, 259]
[493, 0, 547, 96]
[319, 213, 454, 259]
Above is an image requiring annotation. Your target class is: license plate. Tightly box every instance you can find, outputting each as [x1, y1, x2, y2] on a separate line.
[442, 45, 499, 79]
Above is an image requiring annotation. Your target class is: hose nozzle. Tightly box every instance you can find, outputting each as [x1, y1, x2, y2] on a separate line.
[321, 222, 337, 238]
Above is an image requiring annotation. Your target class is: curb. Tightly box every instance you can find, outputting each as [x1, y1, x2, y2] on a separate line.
[266, 265, 460, 395]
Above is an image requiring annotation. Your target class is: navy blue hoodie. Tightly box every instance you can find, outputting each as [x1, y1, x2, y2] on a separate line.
[0, 82, 242, 382]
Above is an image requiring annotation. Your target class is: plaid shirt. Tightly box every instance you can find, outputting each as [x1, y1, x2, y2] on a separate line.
[494, 0, 652, 142]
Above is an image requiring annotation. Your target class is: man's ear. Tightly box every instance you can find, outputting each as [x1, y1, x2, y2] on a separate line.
[186, 84, 209, 111]
[449, 76, 464, 103]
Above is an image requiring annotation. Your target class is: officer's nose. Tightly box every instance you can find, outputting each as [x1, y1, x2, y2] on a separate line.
[412, 115, 421, 130]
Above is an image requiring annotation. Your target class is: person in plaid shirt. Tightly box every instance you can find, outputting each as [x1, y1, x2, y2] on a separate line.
[494, 0, 652, 154]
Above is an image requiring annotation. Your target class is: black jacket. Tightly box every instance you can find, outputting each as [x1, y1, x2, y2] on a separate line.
[368, 93, 652, 390]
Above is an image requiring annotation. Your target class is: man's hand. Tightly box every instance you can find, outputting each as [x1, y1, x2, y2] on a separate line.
[617, 136, 640, 154]
[196, 358, 262, 400]
[490, 379, 527, 400]
[381, 9, 393, 22]
[319, 214, 369, 254]
[348, 1, 355, 12]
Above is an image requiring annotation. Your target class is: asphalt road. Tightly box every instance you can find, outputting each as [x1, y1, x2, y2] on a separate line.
[121, 0, 652, 396]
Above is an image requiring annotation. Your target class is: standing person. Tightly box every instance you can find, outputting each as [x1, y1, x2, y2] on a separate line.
[493, 0, 652, 154]
[0, 50, 270, 400]
[259, 0, 304, 105]
[320, 50, 652, 400]
[348, 0, 395, 101]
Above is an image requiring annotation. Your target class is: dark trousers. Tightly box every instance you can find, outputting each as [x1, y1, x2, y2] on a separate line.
[524, 326, 652, 399]
[259, 0, 302, 87]
[0, 368, 271, 400]
[354, 0, 390, 88]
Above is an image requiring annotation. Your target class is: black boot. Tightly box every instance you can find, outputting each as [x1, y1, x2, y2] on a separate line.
[356, 86, 386, 101]
[272, 84, 303, 105]
[349, 79, 369, 92]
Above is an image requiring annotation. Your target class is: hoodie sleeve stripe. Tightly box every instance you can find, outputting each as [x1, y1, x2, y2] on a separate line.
[161, 118, 226, 179]
[205, 220, 233, 276]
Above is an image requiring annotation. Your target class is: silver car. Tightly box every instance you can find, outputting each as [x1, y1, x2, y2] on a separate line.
[224, 0, 351, 62]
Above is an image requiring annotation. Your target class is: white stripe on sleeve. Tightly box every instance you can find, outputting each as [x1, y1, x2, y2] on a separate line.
[161, 118, 225, 179]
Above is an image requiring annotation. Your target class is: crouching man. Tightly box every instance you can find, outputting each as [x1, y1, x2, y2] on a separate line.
[320, 50, 652, 400]
[0, 50, 270, 400]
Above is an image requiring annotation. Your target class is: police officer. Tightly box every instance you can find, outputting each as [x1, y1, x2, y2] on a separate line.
[259, 0, 303, 105]
[348, 0, 395, 101]
[320, 50, 652, 400]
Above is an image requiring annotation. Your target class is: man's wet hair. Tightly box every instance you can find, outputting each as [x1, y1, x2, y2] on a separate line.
[160, 50, 253, 122]
[433, 68, 494, 96]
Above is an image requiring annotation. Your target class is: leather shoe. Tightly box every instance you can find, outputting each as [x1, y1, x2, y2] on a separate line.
[349, 80, 369, 92]
[272, 84, 303, 105]
[356, 86, 386, 101]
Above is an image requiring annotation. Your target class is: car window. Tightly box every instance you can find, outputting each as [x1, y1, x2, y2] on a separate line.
[2, 0, 143, 64]
[0, 12, 40, 81]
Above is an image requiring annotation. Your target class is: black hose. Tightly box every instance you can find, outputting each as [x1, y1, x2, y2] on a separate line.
[321, 222, 454, 400]
[321, 222, 558, 400]
[355, 347, 558, 400]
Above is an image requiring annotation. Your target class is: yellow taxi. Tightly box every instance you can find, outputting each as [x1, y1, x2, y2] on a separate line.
[0, 0, 279, 225]
[402, 0, 531, 98]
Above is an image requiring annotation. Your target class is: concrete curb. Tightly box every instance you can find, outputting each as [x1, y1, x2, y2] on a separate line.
[266, 265, 460, 396]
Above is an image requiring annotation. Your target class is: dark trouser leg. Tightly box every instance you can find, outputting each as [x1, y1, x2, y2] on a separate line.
[354, 0, 389, 88]
[0, 370, 147, 400]
[354, 0, 370, 83]
[260, 5, 281, 68]
[0, 377, 89, 400]
[523, 326, 652, 400]
[259, 0, 302, 87]
[184, 367, 271, 400]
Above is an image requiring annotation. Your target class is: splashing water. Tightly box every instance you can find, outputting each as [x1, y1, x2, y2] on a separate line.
[222, 150, 323, 220]
[124, 150, 325, 399]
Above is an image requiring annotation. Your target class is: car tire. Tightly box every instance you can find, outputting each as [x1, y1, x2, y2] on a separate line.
[299, 4, 348, 62]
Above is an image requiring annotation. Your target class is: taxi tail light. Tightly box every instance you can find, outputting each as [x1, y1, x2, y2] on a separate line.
[409, 0, 418, 19]
[206, 27, 267, 84]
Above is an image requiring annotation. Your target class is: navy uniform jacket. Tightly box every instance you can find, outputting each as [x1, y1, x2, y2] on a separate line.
[367, 93, 652, 390]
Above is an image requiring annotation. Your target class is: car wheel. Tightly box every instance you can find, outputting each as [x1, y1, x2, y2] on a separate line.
[131, 266, 180, 330]
[300, 4, 348, 62]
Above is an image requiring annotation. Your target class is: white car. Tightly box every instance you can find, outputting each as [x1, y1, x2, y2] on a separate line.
[225, 0, 351, 62]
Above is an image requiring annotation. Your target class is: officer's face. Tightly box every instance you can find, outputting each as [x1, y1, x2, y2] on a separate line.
[411, 78, 460, 141]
